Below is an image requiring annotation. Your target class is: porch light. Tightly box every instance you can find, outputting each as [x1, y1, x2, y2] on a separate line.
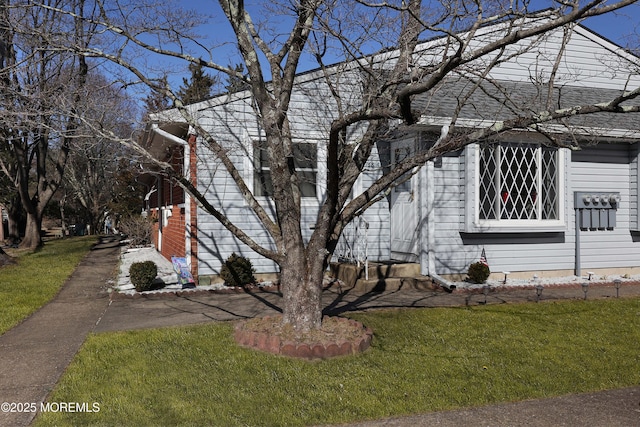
[614, 279, 622, 298]
[581, 282, 589, 300]
[535, 284, 544, 303]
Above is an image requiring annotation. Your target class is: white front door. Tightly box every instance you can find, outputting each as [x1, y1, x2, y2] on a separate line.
[390, 140, 418, 259]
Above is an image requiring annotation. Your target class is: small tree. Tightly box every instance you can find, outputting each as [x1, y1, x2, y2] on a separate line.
[224, 63, 249, 93]
[143, 76, 172, 116]
[177, 63, 219, 105]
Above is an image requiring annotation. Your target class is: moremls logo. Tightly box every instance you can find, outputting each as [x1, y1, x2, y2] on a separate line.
[40, 402, 101, 413]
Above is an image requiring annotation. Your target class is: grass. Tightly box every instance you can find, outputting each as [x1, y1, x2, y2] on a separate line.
[36, 297, 640, 427]
[0, 236, 97, 334]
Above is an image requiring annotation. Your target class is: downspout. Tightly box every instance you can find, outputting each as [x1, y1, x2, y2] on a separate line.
[430, 272, 456, 292]
[185, 129, 198, 280]
[157, 175, 163, 251]
[575, 201, 581, 277]
[427, 160, 456, 292]
[420, 133, 456, 292]
[184, 133, 191, 265]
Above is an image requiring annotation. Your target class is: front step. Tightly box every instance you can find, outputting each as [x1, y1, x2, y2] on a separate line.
[329, 262, 438, 292]
[368, 262, 421, 280]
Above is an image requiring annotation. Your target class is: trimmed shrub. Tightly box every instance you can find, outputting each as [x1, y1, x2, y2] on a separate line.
[220, 253, 256, 287]
[468, 261, 490, 284]
[130, 261, 158, 292]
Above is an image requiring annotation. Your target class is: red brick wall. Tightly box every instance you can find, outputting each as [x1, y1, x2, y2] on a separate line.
[151, 220, 159, 248]
[159, 205, 186, 261]
[149, 135, 199, 281]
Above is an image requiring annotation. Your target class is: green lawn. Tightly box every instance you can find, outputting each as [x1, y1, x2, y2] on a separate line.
[0, 236, 97, 334]
[36, 297, 640, 426]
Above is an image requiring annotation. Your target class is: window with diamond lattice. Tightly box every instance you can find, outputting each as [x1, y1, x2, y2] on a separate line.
[478, 142, 559, 222]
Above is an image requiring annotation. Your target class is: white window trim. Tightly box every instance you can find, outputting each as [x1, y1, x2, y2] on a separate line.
[464, 143, 566, 233]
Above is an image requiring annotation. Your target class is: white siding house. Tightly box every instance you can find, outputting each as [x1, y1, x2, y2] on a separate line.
[147, 18, 640, 284]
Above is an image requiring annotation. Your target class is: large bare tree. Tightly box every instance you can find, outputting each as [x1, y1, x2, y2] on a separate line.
[61, 72, 138, 234]
[30, 0, 640, 332]
[0, 0, 93, 249]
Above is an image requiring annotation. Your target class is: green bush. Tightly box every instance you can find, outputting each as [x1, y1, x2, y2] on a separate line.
[130, 261, 158, 292]
[467, 261, 490, 284]
[220, 253, 256, 287]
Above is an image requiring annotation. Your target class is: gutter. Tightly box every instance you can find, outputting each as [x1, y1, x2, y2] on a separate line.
[151, 124, 188, 146]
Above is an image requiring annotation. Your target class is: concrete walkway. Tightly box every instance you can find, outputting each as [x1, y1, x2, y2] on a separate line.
[96, 279, 640, 332]
[0, 237, 119, 427]
[327, 385, 640, 426]
[1, 239, 640, 426]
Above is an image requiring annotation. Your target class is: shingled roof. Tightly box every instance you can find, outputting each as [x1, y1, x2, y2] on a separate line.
[412, 78, 640, 133]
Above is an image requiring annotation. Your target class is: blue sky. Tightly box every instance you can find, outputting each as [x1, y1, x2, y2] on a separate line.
[579, 3, 639, 47]
[192, 1, 640, 66]
[160, 1, 640, 90]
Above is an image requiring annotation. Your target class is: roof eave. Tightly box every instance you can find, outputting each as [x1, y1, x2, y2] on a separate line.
[415, 116, 640, 142]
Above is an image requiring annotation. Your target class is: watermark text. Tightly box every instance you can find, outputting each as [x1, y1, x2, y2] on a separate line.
[2, 401, 100, 413]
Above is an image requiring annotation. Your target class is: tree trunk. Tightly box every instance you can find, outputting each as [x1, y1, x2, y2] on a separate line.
[20, 213, 43, 249]
[280, 249, 326, 332]
[59, 196, 67, 236]
[7, 216, 20, 245]
[6, 194, 23, 245]
[0, 246, 15, 266]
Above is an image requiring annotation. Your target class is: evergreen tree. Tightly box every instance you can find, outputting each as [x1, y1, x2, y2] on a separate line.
[225, 63, 249, 93]
[143, 76, 172, 119]
[177, 63, 217, 105]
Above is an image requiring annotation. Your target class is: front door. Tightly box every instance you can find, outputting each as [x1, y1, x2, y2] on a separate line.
[390, 139, 418, 259]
